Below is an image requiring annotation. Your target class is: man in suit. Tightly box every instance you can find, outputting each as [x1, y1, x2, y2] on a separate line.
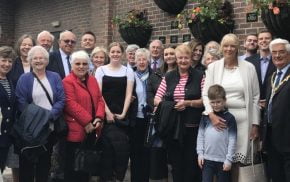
[265, 38, 290, 182]
[37, 30, 54, 52]
[246, 30, 275, 107]
[149, 40, 163, 72]
[239, 33, 258, 60]
[47, 30, 76, 79]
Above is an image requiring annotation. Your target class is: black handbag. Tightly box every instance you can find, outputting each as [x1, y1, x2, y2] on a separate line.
[32, 72, 68, 137]
[74, 134, 102, 174]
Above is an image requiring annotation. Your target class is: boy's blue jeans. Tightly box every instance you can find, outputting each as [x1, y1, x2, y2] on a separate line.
[202, 160, 230, 182]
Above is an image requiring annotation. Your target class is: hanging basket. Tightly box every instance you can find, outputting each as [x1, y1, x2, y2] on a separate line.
[188, 19, 234, 44]
[261, 5, 290, 41]
[119, 26, 153, 48]
[153, 0, 187, 14]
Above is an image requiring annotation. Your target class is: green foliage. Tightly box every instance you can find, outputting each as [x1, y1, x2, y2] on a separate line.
[112, 9, 152, 29]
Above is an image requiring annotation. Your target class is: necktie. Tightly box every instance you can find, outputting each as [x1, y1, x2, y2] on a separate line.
[268, 71, 283, 123]
[274, 71, 283, 88]
[67, 55, 71, 71]
[153, 60, 157, 72]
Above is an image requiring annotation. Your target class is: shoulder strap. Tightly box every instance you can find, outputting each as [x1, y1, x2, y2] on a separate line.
[32, 72, 53, 106]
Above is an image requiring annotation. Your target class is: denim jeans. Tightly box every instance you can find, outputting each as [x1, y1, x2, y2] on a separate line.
[202, 160, 230, 182]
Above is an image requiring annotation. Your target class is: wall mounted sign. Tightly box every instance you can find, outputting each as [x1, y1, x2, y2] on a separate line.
[170, 35, 178, 43]
[159, 36, 166, 44]
[171, 21, 179, 29]
[246, 13, 258, 22]
[183, 34, 191, 42]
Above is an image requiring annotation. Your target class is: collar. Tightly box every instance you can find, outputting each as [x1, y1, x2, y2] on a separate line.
[259, 55, 271, 62]
[59, 48, 70, 58]
[277, 63, 290, 76]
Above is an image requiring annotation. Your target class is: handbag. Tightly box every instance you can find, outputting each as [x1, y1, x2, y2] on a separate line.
[32, 72, 68, 137]
[74, 134, 102, 174]
[238, 140, 267, 182]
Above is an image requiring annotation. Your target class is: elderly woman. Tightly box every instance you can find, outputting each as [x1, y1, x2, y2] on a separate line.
[9, 34, 35, 87]
[189, 39, 205, 72]
[128, 48, 151, 182]
[15, 46, 65, 182]
[155, 44, 204, 182]
[125, 44, 140, 69]
[201, 48, 222, 68]
[204, 41, 221, 54]
[0, 47, 16, 176]
[90, 46, 108, 75]
[62, 50, 105, 182]
[95, 42, 134, 181]
[202, 34, 260, 181]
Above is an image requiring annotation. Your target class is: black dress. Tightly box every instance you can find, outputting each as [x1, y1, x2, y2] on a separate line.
[100, 70, 130, 181]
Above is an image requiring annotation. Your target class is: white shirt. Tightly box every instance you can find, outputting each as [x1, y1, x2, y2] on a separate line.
[59, 49, 71, 76]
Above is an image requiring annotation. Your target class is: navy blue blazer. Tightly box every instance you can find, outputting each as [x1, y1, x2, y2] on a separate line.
[15, 71, 65, 120]
[246, 54, 275, 100]
[0, 78, 16, 147]
[47, 50, 66, 79]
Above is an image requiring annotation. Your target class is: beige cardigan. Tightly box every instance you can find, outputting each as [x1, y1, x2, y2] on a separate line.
[202, 58, 260, 126]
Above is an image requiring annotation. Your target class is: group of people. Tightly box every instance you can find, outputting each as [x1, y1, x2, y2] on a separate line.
[0, 28, 289, 182]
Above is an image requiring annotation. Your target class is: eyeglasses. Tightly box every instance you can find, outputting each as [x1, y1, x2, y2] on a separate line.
[74, 62, 88, 66]
[62, 39, 76, 45]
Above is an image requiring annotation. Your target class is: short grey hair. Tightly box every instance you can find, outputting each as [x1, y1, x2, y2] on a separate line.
[27, 46, 49, 63]
[37, 30, 55, 42]
[269, 38, 290, 53]
[149, 39, 164, 49]
[59, 30, 75, 40]
[201, 48, 222, 66]
[135, 48, 150, 62]
[126, 44, 140, 53]
[71, 50, 90, 64]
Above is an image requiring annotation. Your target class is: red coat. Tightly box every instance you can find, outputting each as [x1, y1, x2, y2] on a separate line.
[63, 72, 105, 142]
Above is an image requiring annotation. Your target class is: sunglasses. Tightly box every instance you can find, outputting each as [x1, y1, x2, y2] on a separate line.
[74, 62, 88, 66]
[62, 39, 76, 45]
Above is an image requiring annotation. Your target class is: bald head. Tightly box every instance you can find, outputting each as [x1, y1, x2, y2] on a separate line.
[37, 30, 54, 51]
[59, 30, 77, 55]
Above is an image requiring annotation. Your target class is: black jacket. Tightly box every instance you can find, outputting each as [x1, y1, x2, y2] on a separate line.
[47, 50, 67, 79]
[12, 103, 51, 151]
[263, 67, 290, 152]
[0, 78, 16, 148]
[164, 68, 204, 125]
[146, 69, 163, 111]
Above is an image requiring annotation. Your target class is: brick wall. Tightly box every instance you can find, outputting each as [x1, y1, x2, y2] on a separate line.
[2, 0, 266, 50]
[0, 0, 15, 46]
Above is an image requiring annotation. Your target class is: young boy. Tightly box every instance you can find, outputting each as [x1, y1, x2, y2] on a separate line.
[197, 84, 237, 182]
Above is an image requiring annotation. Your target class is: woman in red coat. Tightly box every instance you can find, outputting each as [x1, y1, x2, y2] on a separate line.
[62, 50, 105, 182]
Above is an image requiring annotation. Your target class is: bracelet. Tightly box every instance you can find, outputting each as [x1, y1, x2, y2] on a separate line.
[190, 100, 194, 107]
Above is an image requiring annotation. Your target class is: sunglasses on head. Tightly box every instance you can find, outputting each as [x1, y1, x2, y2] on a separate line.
[62, 39, 76, 44]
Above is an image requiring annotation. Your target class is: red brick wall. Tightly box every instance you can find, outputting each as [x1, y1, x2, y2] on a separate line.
[1, 0, 267, 50]
[0, 0, 16, 46]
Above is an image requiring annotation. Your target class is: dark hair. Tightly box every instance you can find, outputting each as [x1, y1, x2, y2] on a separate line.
[108, 42, 124, 53]
[188, 39, 204, 62]
[161, 46, 177, 73]
[208, 84, 226, 100]
[258, 30, 272, 38]
[82, 31, 96, 40]
[15, 34, 35, 56]
[0, 46, 16, 61]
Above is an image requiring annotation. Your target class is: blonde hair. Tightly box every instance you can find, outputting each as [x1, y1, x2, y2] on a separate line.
[175, 44, 192, 58]
[220, 33, 239, 56]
